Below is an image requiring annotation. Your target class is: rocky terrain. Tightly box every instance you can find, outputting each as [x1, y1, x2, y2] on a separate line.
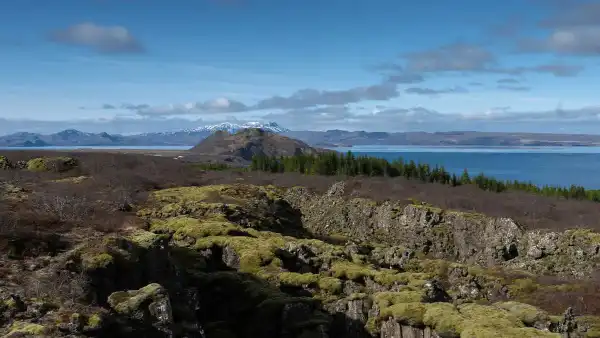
[1, 152, 600, 337]
[190, 128, 329, 161]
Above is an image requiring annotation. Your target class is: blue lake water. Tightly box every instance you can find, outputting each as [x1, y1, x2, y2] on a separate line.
[2, 145, 600, 189]
[334, 146, 600, 189]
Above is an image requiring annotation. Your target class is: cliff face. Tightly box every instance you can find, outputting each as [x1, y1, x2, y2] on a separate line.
[1, 182, 599, 337]
[283, 182, 600, 279]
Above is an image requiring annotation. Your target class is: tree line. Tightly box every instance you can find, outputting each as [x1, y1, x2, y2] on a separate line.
[250, 151, 600, 202]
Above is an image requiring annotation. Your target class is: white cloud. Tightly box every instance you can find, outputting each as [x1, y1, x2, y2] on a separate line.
[49, 22, 144, 53]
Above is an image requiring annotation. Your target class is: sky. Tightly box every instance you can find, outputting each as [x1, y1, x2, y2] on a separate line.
[1, 0, 600, 135]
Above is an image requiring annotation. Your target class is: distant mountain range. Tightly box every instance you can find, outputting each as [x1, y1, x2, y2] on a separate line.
[2, 122, 600, 148]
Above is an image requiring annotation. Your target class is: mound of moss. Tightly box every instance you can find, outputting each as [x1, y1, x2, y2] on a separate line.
[0, 155, 13, 169]
[26, 156, 78, 172]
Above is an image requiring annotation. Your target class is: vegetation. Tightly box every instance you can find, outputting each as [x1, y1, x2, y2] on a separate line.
[250, 152, 600, 202]
[2, 150, 600, 336]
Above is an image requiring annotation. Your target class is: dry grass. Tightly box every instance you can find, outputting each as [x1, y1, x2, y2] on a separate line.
[2, 150, 600, 233]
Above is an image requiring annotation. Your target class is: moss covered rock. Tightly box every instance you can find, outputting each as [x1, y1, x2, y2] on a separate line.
[0, 155, 12, 170]
[108, 283, 173, 329]
[26, 156, 78, 172]
[6, 321, 48, 337]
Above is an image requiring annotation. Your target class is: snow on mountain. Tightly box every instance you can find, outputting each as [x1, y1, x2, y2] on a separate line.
[189, 121, 290, 133]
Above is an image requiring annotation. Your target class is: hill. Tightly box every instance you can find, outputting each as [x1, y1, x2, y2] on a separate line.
[189, 128, 327, 161]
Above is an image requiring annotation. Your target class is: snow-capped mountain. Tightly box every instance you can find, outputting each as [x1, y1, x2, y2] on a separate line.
[189, 121, 290, 133]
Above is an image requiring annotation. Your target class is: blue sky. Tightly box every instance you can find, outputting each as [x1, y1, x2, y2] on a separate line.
[1, 0, 600, 134]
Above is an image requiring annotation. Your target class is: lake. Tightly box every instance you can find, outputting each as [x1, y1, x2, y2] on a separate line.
[334, 146, 600, 189]
[2, 145, 600, 189]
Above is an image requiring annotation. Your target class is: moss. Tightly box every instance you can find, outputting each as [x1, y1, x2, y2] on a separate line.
[330, 261, 377, 281]
[374, 291, 423, 308]
[26, 156, 77, 172]
[151, 184, 278, 206]
[379, 302, 426, 326]
[278, 272, 319, 286]
[127, 230, 167, 249]
[423, 303, 464, 337]
[564, 228, 600, 245]
[0, 155, 12, 169]
[317, 277, 342, 294]
[26, 157, 47, 171]
[139, 184, 286, 219]
[4, 297, 17, 309]
[86, 313, 103, 330]
[460, 326, 560, 337]
[373, 271, 409, 286]
[108, 283, 164, 315]
[194, 235, 285, 273]
[150, 216, 243, 240]
[8, 321, 48, 336]
[576, 316, 600, 338]
[348, 293, 368, 300]
[509, 278, 539, 296]
[458, 303, 523, 329]
[81, 252, 114, 270]
[494, 301, 550, 326]
[409, 201, 444, 214]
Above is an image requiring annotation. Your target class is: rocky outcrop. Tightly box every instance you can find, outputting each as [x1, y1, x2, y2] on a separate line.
[1, 182, 599, 337]
[284, 182, 600, 278]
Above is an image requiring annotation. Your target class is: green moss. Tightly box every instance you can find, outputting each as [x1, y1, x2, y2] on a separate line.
[330, 261, 377, 281]
[127, 230, 167, 249]
[8, 321, 47, 336]
[0, 155, 12, 169]
[139, 184, 285, 219]
[348, 293, 368, 300]
[373, 271, 409, 286]
[379, 302, 426, 326]
[26, 157, 47, 171]
[26, 156, 77, 172]
[194, 235, 285, 273]
[494, 301, 550, 326]
[86, 313, 103, 330]
[151, 184, 278, 206]
[564, 228, 600, 245]
[460, 326, 559, 338]
[81, 252, 114, 270]
[278, 272, 319, 286]
[423, 303, 464, 337]
[509, 278, 539, 296]
[373, 291, 423, 308]
[576, 316, 600, 338]
[458, 303, 523, 329]
[317, 277, 342, 294]
[409, 201, 444, 214]
[150, 216, 243, 240]
[108, 283, 164, 315]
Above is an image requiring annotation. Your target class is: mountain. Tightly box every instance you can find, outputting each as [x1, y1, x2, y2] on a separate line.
[190, 128, 327, 161]
[188, 121, 289, 134]
[3, 124, 600, 148]
[0, 129, 128, 147]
